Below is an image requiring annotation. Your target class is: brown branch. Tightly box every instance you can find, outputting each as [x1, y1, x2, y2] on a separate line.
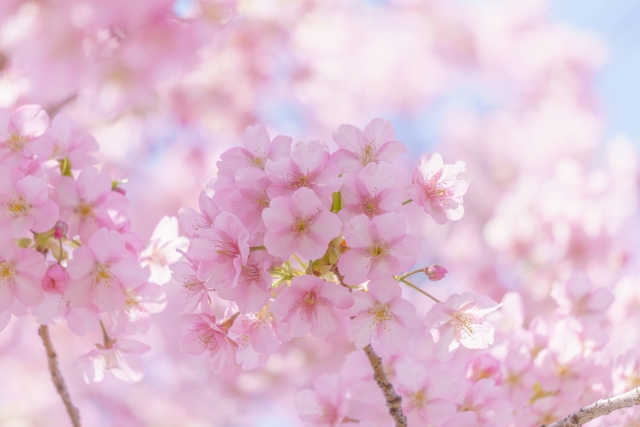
[38, 325, 82, 427]
[543, 387, 640, 427]
[363, 344, 407, 427]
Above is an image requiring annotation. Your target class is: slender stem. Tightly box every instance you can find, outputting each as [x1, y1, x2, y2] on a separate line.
[292, 254, 307, 270]
[397, 268, 424, 282]
[38, 325, 81, 427]
[399, 279, 440, 302]
[363, 345, 406, 427]
[219, 312, 241, 330]
[249, 245, 266, 252]
[401, 199, 413, 205]
[99, 320, 113, 348]
[544, 387, 640, 427]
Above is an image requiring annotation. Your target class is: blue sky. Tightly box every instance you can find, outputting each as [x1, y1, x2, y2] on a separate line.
[550, 0, 640, 144]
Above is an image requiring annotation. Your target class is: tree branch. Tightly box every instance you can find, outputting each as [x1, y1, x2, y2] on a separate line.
[543, 387, 640, 427]
[363, 344, 407, 427]
[38, 325, 82, 427]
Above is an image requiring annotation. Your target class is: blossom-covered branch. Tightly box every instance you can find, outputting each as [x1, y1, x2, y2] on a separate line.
[544, 387, 640, 427]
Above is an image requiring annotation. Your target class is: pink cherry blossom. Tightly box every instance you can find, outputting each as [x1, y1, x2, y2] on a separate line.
[411, 153, 469, 225]
[110, 281, 166, 334]
[425, 292, 501, 361]
[263, 187, 342, 260]
[179, 312, 236, 374]
[229, 309, 280, 370]
[41, 264, 68, 294]
[178, 190, 220, 237]
[466, 354, 502, 384]
[57, 166, 131, 242]
[190, 211, 250, 290]
[0, 105, 52, 166]
[425, 264, 448, 281]
[395, 359, 458, 425]
[295, 373, 349, 427]
[74, 339, 151, 384]
[265, 140, 340, 208]
[32, 289, 100, 336]
[338, 162, 401, 221]
[140, 216, 189, 285]
[271, 275, 353, 340]
[448, 379, 512, 427]
[0, 166, 59, 238]
[46, 113, 99, 168]
[65, 228, 149, 312]
[338, 213, 420, 285]
[0, 240, 46, 311]
[223, 168, 272, 234]
[331, 118, 407, 174]
[170, 259, 210, 314]
[217, 124, 292, 180]
[346, 278, 419, 354]
[217, 250, 272, 314]
[550, 273, 614, 321]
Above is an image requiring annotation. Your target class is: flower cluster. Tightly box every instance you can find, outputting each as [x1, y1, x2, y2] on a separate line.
[174, 118, 502, 425]
[0, 105, 185, 384]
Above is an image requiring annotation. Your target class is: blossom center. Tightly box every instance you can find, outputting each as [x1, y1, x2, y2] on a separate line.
[0, 262, 15, 282]
[241, 263, 260, 282]
[410, 389, 429, 409]
[6, 133, 28, 151]
[256, 193, 270, 210]
[452, 311, 478, 338]
[367, 240, 390, 261]
[214, 236, 240, 259]
[292, 217, 311, 235]
[362, 196, 380, 217]
[6, 196, 31, 217]
[249, 155, 267, 170]
[93, 263, 112, 284]
[368, 304, 393, 327]
[75, 200, 95, 221]
[358, 141, 378, 165]
[289, 174, 314, 190]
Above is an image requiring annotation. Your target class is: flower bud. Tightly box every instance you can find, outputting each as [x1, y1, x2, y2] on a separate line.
[53, 221, 68, 239]
[41, 264, 68, 294]
[424, 264, 447, 281]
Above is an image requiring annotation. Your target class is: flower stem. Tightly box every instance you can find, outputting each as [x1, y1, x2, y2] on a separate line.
[401, 199, 413, 205]
[249, 245, 266, 252]
[38, 325, 81, 427]
[363, 344, 406, 427]
[397, 268, 424, 282]
[399, 279, 440, 303]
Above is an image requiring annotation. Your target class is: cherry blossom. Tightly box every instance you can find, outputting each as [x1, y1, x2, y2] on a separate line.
[179, 312, 236, 374]
[425, 292, 501, 361]
[140, 216, 189, 285]
[229, 309, 280, 370]
[178, 190, 220, 237]
[0, 240, 46, 311]
[75, 339, 151, 384]
[0, 105, 52, 166]
[425, 265, 448, 281]
[265, 140, 341, 208]
[338, 162, 401, 221]
[331, 118, 407, 174]
[169, 260, 210, 314]
[190, 211, 250, 290]
[338, 213, 420, 285]
[45, 114, 99, 168]
[270, 275, 353, 340]
[411, 153, 469, 225]
[263, 187, 342, 261]
[346, 278, 419, 354]
[57, 166, 131, 242]
[295, 373, 349, 427]
[0, 166, 59, 238]
[65, 228, 149, 312]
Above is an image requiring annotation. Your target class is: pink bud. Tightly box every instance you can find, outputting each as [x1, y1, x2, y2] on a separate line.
[54, 221, 68, 239]
[466, 354, 502, 384]
[41, 264, 68, 294]
[425, 265, 447, 281]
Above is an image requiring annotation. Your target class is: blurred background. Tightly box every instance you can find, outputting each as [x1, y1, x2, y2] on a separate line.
[0, 0, 639, 425]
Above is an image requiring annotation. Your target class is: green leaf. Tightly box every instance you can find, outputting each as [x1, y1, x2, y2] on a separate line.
[330, 191, 343, 213]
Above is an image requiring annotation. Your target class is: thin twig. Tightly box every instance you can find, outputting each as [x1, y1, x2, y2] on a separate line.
[363, 344, 406, 427]
[38, 325, 81, 427]
[399, 278, 440, 302]
[543, 387, 640, 427]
